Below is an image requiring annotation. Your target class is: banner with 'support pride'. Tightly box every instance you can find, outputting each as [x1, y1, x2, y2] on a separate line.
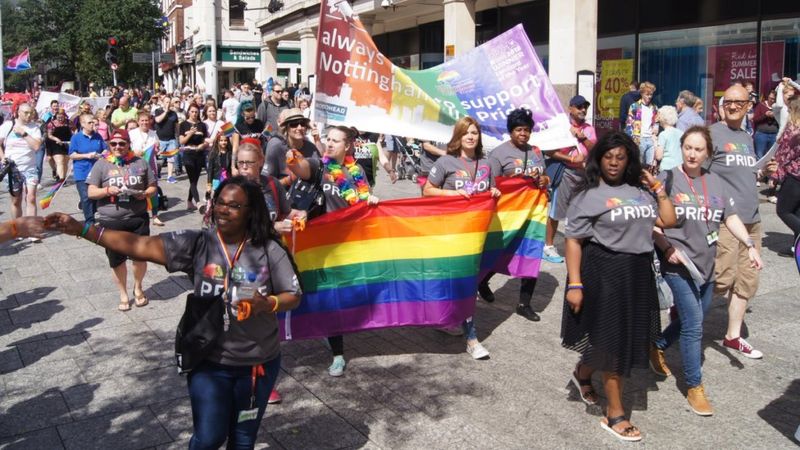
[314, 0, 576, 150]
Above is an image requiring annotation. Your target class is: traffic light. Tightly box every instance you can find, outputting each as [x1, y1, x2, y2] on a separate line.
[105, 37, 119, 66]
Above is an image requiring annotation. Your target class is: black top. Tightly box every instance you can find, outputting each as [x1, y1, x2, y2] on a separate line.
[154, 108, 179, 141]
[179, 120, 208, 147]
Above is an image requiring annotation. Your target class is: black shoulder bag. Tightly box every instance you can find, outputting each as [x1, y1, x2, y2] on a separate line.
[174, 293, 224, 374]
[288, 162, 325, 219]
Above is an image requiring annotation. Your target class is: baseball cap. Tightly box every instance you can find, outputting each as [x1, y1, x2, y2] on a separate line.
[569, 95, 591, 107]
[108, 129, 130, 142]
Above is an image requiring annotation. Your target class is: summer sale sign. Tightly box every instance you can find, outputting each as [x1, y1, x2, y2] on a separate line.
[314, 0, 575, 150]
[706, 42, 784, 100]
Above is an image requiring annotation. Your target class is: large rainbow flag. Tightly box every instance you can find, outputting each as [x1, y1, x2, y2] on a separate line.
[279, 195, 496, 340]
[278, 179, 547, 341]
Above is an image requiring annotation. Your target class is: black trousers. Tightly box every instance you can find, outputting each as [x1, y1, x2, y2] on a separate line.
[184, 150, 206, 204]
[777, 174, 800, 238]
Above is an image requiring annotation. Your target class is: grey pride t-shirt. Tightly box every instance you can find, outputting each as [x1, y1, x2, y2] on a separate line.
[659, 168, 736, 282]
[566, 182, 658, 254]
[428, 155, 493, 194]
[161, 229, 301, 366]
[488, 141, 546, 178]
[708, 122, 759, 224]
[86, 157, 154, 220]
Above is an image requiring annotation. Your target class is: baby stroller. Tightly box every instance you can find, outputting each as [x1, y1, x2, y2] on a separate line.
[394, 137, 421, 182]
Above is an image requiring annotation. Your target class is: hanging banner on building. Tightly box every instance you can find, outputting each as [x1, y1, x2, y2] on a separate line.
[706, 41, 785, 101]
[314, 0, 575, 150]
[596, 58, 633, 128]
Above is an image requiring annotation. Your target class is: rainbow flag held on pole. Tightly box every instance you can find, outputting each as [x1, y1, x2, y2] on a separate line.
[220, 122, 236, 138]
[38, 166, 72, 209]
[481, 177, 548, 278]
[279, 195, 496, 340]
[5, 48, 31, 73]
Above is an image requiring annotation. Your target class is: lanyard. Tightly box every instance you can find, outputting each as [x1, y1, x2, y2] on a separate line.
[250, 364, 265, 409]
[679, 166, 711, 229]
[459, 156, 479, 183]
[214, 229, 247, 301]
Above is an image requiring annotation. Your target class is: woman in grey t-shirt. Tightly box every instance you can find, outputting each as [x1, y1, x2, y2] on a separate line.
[562, 131, 675, 442]
[45, 177, 302, 449]
[651, 126, 763, 416]
[286, 125, 380, 377]
[423, 116, 500, 361]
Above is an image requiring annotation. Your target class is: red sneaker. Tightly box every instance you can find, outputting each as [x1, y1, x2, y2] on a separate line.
[268, 389, 282, 404]
[722, 337, 763, 359]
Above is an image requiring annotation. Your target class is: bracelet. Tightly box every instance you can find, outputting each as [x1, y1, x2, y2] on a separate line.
[105, 186, 111, 196]
[79, 222, 92, 239]
[653, 185, 666, 195]
[269, 295, 280, 313]
[94, 226, 105, 244]
[10, 220, 18, 238]
[649, 181, 663, 193]
[567, 283, 584, 290]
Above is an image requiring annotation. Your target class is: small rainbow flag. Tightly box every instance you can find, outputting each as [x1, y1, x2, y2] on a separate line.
[794, 234, 800, 276]
[220, 122, 236, 138]
[480, 177, 548, 278]
[160, 148, 180, 158]
[39, 166, 71, 209]
[279, 194, 496, 340]
[142, 145, 159, 212]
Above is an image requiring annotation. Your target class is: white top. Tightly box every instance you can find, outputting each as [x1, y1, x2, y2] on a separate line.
[640, 106, 654, 138]
[0, 121, 42, 171]
[129, 128, 159, 153]
[222, 98, 240, 123]
[204, 119, 225, 144]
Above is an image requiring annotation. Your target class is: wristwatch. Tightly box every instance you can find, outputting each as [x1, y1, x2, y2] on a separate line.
[745, 239, 755, 249]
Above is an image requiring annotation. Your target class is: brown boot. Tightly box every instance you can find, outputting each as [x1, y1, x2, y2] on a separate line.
[687, 385, 713, 416]
[649, 346, 671, 377]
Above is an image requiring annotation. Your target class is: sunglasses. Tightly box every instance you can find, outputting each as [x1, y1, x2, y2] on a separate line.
[108, 141, 128, 147]
[287, 121, 307, 129]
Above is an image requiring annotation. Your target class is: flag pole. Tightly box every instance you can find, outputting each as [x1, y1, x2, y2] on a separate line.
[0, 4, 5, 94]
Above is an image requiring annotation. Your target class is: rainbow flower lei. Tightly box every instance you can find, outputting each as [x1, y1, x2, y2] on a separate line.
[323, 155, 370, 205]
[103, 150, 136, 166]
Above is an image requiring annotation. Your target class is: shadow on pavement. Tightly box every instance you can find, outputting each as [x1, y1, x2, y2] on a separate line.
[758, 378, 800, 444]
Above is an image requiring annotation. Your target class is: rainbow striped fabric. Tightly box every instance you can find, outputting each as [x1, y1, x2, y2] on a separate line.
[142, 145, 159, 212]
[220, 122, 236, 138]
[481, 177, 548, 278]
[278, 178, 547, 341]
[38, 177, 67, 209]
[279, 194, 496, 340]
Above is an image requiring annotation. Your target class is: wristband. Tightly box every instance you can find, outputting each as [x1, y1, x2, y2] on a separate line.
[653, 185, 666, 195]
[94, 226, 106, 244]
[269, 295, 280, 313]
[10, 220, 18, 238]
[649, 180, 663, 193]
[79, 222, 92, 239]
[106, 186, 111, 196]
[567, 283, 584, 290]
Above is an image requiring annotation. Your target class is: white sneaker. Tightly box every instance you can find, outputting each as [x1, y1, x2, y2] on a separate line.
[467, 342, 490, 360]
[328, 355, 346, 377]
[28, 237, 42, 243]
[542, 245, 564, 263]
[767, 196, 777, 204]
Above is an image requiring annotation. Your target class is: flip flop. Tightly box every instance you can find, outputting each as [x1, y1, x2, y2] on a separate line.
[118, 298, 131, 312]
[571, 364, 598, 405]
[134, 290, 149, 307]
[600, 415, 642, 442]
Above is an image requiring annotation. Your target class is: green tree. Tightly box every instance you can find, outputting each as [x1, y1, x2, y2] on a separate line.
[2, 0, 164, 91]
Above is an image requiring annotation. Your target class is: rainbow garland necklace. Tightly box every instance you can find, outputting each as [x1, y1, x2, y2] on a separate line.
[103, 150, 136, 166]
[323, 155, 370, 205]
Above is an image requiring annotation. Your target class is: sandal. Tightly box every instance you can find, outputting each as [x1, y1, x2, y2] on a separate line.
[118, 297, 131, 312]
[600, 415, 642, 442]
[134, 290, 149, 307]
[571, 364, 598, 405]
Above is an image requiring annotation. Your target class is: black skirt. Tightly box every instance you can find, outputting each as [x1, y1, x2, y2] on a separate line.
[560, 242, 661, 377]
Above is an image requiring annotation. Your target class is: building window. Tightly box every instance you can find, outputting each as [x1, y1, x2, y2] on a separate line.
[230, 0, 245, 27]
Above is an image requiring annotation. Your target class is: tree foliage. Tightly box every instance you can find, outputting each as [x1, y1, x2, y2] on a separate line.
[2, 0, 165, 91]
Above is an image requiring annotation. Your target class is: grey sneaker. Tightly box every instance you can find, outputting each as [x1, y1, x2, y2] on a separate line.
[328, 355, 346, 376]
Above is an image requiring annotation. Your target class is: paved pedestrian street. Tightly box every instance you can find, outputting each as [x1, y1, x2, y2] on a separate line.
[0, 170, 798, 449]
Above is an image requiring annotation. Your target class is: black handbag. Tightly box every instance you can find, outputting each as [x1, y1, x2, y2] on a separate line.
[174, 293, 225, 374]
[288, 163, 325, 219]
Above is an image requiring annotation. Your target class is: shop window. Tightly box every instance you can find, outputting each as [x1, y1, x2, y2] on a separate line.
[595, 35, 636, 134]
[760, 18, 800, 101]
[638, 22, 757, 122]
[230, 0, 245, 27]
[637, 0, 757, 31]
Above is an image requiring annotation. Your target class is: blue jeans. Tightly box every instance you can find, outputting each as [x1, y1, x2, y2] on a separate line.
[188, 356, 281, 450]
[753, 131, 777, 160]
[75, 180, 96, 225]
[35, 146, 45, 181]
[655, 274, 713, 387]
[462, 317, 477, 341]
[639, 137, 655, 165]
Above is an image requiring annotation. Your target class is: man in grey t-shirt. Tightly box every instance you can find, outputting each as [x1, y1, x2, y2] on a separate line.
[708, 84, 765, 359]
